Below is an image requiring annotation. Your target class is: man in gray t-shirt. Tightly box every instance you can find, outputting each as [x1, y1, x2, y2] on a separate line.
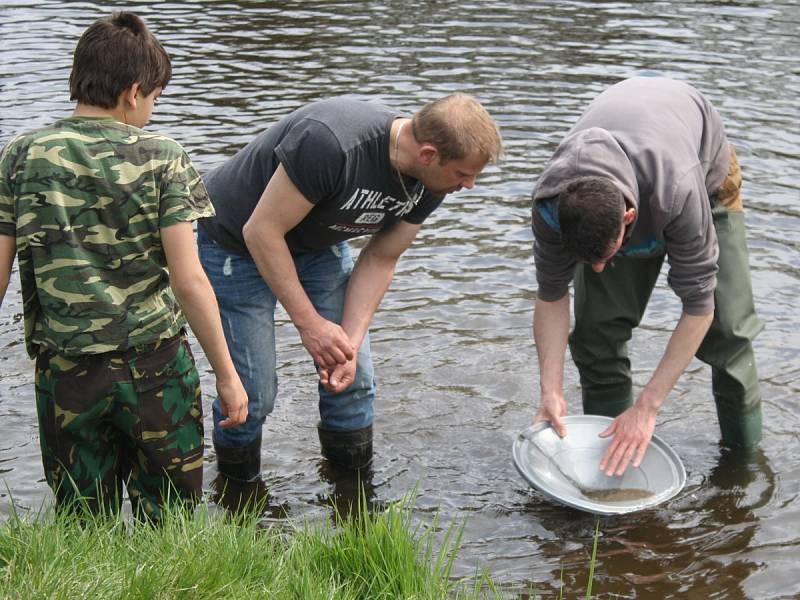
[530, 77, 762, 476]
[199, 94, 502, 484]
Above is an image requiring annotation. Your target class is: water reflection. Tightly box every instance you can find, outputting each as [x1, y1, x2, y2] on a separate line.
[315, 461, 378, 524]
[507, 446, 776, 597]
[210, 474, 287, 519]
[598, 447, 775, 597]
[1, 0, 798, 597]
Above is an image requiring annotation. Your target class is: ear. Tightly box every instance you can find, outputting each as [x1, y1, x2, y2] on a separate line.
[120, 82, 142, 109]
[419, 143, 438, 166]
[623, 206, 636, 225]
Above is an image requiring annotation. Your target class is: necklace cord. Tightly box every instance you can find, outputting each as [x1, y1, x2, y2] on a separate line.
[394, 120, 422, 205]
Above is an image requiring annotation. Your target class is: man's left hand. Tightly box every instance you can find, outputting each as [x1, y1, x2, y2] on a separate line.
[319, 357, 357, 394]
[597, 402, 658, 476]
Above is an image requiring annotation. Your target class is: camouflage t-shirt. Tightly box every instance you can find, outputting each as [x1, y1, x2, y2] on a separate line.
[0, 117, 214, 357]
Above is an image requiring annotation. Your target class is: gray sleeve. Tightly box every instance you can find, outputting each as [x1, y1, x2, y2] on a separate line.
[274, 120, 345, 204]
[532, 198, 576, 301]
[664, 174, 718, 315]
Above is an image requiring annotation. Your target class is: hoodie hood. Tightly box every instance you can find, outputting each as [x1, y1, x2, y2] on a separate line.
[533, 127, 639, 212]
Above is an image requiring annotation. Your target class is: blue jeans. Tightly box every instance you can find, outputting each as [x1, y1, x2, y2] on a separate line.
[197, 226, 376, 448]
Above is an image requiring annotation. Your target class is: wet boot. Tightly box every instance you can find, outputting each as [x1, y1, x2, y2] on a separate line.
[317, 424, 373, 471]
[213, 434, 262, 483]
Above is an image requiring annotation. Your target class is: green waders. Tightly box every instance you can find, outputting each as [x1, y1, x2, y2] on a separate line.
[569, 148, 763, 447]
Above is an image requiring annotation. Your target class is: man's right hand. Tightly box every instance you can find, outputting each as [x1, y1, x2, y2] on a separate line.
[533, 391, 568, 438]
[298, 315, 355, 370]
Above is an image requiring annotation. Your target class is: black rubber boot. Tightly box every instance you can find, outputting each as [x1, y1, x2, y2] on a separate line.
[213, 435, 262, 483]
[317, 424, 373, 471]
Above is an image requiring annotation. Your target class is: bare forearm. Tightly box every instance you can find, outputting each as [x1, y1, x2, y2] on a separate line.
[0, 276, 9, 307]
[243, 219, 354, 368]
[340, 251, 397, 349]
[638, 310, 714, 412]
[171, 275, 239, 383]
[243, 225, 319, 329]
[336, 222, 418, 350]
[533, 295, 570, 395]
[596, 310, 713, 475]
[0, 235, 15, 307]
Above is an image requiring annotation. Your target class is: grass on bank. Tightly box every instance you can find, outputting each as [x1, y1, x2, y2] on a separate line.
[0, 493, 502, 600]
[0, 492, 601, 599]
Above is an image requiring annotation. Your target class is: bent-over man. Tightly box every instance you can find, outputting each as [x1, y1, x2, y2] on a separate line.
[531, 77, 762, 476]
[200, 94, 503, 481]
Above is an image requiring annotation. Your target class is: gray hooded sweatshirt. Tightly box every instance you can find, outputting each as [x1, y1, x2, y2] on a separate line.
[531, 77, 731, 315]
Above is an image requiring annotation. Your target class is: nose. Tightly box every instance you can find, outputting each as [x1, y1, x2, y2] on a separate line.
[462, 175, 476, 189]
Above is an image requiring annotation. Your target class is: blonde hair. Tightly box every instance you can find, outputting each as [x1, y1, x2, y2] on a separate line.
[411, 93, 503, 164]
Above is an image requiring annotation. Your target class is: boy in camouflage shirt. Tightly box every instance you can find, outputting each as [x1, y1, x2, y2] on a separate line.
[0, 12, 247, 519]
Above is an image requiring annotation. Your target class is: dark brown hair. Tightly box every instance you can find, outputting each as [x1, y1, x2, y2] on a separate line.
[558, 176, 625, 263]
[69, 12, 171, 109]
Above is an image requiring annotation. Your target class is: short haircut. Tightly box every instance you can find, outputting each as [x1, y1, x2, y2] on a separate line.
[411, 93, 503, 164]
[558, 176, 625, 263]
[69, 12, 171, 109]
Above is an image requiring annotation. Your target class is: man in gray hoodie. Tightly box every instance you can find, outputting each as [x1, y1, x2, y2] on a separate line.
[531, 77, 762, 476]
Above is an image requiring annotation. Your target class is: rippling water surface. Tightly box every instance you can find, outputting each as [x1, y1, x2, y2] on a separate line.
[1, 1, 798, 597]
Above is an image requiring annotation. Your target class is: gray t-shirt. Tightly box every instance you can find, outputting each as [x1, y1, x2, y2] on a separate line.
[200, 98, 444, 254]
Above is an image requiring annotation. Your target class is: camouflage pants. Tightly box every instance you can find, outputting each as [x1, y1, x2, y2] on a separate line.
[35, 333, 204, 520]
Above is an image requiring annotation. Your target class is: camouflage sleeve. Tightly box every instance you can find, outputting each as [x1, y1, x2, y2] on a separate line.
[0, 136, 23, 236]
[159, 147, 215, 228]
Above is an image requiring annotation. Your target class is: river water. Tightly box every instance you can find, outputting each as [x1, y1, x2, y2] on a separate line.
[1, 1, 798, 597]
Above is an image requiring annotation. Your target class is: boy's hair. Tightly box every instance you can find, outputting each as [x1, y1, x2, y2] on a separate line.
[69, 12, 171, 109]
[558, 176, 625, 263]
[411, 93, 503, 164]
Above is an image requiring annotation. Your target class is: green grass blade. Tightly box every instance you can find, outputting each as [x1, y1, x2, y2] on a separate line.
[585, 518, 600, 599]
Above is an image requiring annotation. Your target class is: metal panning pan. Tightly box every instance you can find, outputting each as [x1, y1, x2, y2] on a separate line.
[513, 415, 686, 515]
